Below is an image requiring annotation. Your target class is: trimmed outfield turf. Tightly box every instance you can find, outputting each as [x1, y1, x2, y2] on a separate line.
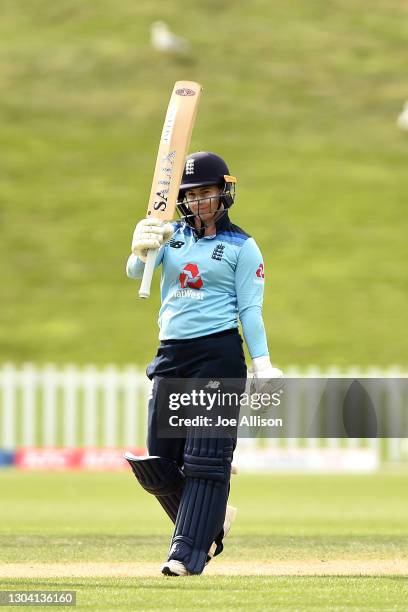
[1, 577, 407, 611]
[1, 471, 407, 609]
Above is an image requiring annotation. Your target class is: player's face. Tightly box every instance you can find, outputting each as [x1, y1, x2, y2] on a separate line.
[185, 185, 222, 223]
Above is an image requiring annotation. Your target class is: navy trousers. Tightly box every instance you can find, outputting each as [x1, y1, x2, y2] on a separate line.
[146, 328, 247, 460]
[146, 328, 247, 573]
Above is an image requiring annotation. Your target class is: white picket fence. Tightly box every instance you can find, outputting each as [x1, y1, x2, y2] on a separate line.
[0, 364, 150, 450]
[0, 363, 407, 465]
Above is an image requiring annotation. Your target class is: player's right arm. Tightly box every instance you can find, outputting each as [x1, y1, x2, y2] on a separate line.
[126, 218, 174, 279]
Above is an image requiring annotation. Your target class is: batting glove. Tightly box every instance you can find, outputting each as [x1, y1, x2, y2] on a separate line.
[131, 218, 174, 262]
[251, 356, 285, 395]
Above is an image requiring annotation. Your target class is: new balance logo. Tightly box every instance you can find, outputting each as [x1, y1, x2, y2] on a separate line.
[205, 380, 221, 389]
[169, 239, 185, 249]
[211, 243, 225, 261]
[185, 159, 195, 175]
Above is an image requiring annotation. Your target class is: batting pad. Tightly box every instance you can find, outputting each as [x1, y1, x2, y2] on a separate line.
[168, 435, 234, 574]
[124, 453, 185, 522]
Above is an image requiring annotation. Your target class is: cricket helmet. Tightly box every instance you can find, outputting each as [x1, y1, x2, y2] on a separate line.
[177, 152, 237, 217]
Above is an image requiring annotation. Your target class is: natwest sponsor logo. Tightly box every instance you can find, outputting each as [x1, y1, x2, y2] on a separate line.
[179, 263, 203, 289]
[15, 448, 79, 470]
[256, 263, 265, 279]
[14, 448, 145, 471]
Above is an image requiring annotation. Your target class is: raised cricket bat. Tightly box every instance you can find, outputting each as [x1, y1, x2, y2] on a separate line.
[138, 80, 202, 298]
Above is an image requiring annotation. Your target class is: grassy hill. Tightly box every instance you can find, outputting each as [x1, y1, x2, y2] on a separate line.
[1, 0, 407, 367]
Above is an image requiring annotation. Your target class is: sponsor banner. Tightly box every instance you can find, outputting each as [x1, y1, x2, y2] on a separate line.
[79, 448, 145, 471]
[15, 448, 146, 471]
[0, 450, 15, 467]
[233, 447, 379, 473]
[15, 448, 78, 471]
[5, 446, 379, 472]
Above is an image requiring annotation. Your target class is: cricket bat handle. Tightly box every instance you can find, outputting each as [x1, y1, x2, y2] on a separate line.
[139, 248, 158, 299]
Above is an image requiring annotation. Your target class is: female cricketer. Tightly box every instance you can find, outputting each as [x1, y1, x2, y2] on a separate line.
[125, 151, 283, 576]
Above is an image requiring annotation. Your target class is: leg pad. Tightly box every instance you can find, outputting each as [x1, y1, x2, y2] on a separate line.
[168, 437, 234, 574]
[125, 453, 185, 522]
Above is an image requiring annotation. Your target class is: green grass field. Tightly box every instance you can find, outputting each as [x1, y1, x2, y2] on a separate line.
[1, 0, 408, 368]
[1, 471, 407, 609]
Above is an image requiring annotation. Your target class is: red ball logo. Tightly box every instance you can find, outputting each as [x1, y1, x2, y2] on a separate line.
[256, 263, 264, 278]
[179, 263, 203, 289]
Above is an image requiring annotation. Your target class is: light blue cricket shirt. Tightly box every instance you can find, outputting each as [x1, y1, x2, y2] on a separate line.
[126, 215, 269, 358]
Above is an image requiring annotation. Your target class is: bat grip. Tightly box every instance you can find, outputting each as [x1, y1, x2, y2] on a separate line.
[139, 248, 158, 299]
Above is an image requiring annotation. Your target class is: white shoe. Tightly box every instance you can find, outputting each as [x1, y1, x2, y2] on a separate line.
[207, 504, 237, 560]
[162, 559, 190, 576]
[162, 505, 237, 574]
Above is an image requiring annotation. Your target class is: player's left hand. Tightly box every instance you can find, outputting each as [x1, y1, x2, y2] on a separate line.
[251, 356, 285, 395]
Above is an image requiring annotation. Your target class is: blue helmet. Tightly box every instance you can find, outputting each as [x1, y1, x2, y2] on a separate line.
[177, 152, 237, 218]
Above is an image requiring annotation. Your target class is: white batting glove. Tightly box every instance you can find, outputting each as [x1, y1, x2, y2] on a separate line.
[131, 218, 174, 262]
[251, 356, 285, 395]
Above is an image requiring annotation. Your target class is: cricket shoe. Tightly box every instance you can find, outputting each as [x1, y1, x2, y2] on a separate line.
[161, 560, 190, 576]
[207, 504, 237, 563]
